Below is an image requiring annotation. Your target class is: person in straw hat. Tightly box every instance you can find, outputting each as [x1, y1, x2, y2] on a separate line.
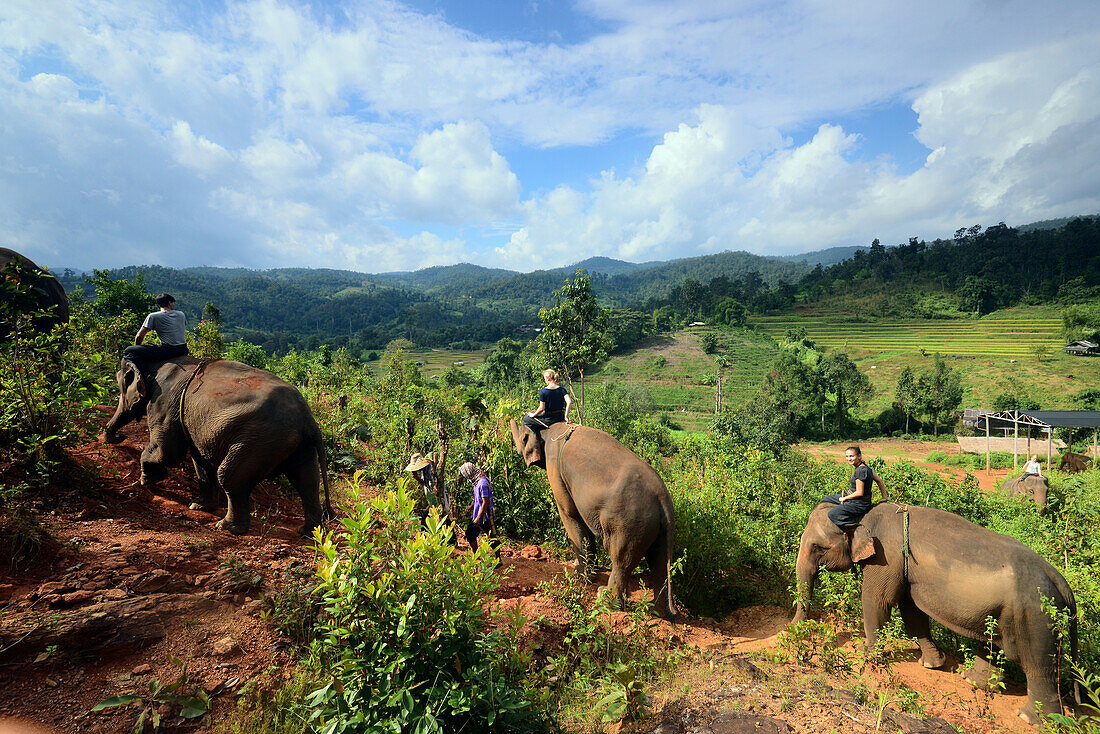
[405, 452, 455, 545]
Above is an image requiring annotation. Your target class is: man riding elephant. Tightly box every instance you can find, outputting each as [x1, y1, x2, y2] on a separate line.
[102, 356, 333, 536]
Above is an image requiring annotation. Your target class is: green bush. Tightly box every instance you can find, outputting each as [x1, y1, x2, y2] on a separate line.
[307, 486, 546, 733]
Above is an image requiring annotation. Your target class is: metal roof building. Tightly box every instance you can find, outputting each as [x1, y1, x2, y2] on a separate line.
[962, 409, 1100, 471]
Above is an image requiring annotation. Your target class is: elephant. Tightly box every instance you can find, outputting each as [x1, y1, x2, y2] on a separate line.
[1000, 473, 1048, 513]
[0, 247, 69, 336]
[102, 357, 333, 536]
[509, 420, 678, 620]
[1058, 452, 1093, 474]
[792, 501, 1076, 723]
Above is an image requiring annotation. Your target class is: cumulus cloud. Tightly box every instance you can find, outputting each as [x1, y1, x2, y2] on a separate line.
[0, 0, 1097, 272]
[498, 35, 1100, 268]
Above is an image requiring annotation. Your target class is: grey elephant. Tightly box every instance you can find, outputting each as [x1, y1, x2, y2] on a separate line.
[102, 357, 333, 536]
[792, 502, 1076, 723]
[509, 420, 677, 619]
[0, 247, 69, 336]
[1000, 473, 1049, 513]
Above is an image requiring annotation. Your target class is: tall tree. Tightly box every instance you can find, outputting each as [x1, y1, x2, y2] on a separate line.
[894, 366, 918, 434]
[917, 355, 964, 436]
[534, 270, 611, 423]
[818, 351, 872, 432]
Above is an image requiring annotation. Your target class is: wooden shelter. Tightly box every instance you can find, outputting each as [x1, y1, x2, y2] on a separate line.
[1063, 339, 1099, 356]
[963, 409, 1100, 471]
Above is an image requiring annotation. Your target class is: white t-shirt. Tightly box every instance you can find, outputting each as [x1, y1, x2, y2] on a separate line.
[142, 309, 187, 346]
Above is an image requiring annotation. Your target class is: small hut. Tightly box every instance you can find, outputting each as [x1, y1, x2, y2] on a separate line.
[1063, 340, 1099, 356]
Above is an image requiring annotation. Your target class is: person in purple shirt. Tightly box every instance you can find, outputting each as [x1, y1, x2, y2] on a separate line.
[460, 462, 501, 562]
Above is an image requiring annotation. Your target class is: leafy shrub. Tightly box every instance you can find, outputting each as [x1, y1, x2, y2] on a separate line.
[226, 339, 269, 369]
[308, 486, 546, 733]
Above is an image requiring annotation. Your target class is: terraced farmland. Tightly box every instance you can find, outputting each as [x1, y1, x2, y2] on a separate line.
[754, 315, 1062, 357]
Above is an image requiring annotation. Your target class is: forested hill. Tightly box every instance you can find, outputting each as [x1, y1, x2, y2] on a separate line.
[428, 250, 809, 310]
[59, 265, 518, 353]
[53, 217, 1099, 352]
[793, 217, 1100, 315]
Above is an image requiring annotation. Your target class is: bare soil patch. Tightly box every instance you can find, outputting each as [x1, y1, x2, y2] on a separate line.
[0, 417, 1044, 732]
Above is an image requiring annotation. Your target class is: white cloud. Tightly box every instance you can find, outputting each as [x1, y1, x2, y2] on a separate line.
[498, 35, 1100, 268]
[169, 121, 232, 173]
[0, 0, 1098, 273]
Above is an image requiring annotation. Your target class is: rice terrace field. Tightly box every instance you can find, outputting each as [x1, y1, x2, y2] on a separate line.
[754, 311, 1063, 357]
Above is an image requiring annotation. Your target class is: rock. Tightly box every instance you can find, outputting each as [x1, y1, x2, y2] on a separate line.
[0, 593, 217, 661]
[133, 570, 172, 593]
[99, 589, 128, 601]
[241, 600, 264, 616]
[711, 686, 745, 698]
[882, 709, 958, 734]
[651, 721, 683, 734]
[212, 635, 242, 658]
[44, 678, 58, 688]
[829, 688, 862, 707]
[34, 582, 70, 598]
[58, 590, 96, 607]
[519, 545, 542, 559]
[727, 657, 763, 680]
[708, 711, 790, 734]
[132, 664, 152, 675]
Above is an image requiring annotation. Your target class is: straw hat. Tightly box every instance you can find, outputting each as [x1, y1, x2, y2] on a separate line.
[405, 453, 432, 472]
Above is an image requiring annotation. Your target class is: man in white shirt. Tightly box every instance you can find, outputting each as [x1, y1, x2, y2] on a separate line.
[122, 293, 189, 376]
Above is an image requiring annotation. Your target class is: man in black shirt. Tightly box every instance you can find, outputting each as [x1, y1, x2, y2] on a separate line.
[822, 446, 887, 528]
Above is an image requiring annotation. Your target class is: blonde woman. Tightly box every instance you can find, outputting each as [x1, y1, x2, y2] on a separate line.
[1024, 455, 1042, 477]
[522, 368, 572, 434]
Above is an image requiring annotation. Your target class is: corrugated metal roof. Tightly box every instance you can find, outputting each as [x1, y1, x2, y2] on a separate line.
[1021, 411, 1100, 428]
[963, 409, 1100, 429]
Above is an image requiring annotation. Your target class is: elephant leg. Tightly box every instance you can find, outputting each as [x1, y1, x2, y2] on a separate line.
[215, 446, 255, 535]
[897, 598, 946, 668]
[604, 532, 633, 611]
[552, 500, 595, 579]
[1001, 617, 1063, 722]
[188, 456, 219, 512]
[861, 583, 892, 655]
[284, 453, 324, 537]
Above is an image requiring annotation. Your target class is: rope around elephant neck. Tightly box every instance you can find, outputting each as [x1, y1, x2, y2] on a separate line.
[550, 423, 579, 469]
[895, 503, 912, 581]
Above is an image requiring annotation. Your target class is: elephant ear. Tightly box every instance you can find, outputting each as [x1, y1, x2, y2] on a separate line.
[850, 524, 876, 563]
[121, 361, 147, 409]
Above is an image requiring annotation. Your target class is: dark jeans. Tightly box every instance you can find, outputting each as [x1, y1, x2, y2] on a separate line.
[465, 519, 501, 557]
[123, 343, 188, 374]
[522, 412, 563, 433]
[822, 493, 873, 528]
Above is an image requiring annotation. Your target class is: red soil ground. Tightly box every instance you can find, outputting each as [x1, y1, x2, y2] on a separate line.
[0, 418, 1046, 733]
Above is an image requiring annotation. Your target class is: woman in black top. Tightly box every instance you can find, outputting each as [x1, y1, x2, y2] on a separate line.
[523, 369, 573, 432]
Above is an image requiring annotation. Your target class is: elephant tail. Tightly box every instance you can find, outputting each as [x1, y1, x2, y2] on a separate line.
[657, 496, 679, 621]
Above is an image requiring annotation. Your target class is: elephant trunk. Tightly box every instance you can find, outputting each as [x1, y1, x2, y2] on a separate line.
[792, 540, 818, 624]
[102, 396, 134, 441]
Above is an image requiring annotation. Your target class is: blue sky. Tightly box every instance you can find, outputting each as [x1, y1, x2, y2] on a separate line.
[2, 0, 1099, 273]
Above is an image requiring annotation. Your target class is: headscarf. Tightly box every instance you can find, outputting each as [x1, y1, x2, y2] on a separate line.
[459, 461, 486, 482]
